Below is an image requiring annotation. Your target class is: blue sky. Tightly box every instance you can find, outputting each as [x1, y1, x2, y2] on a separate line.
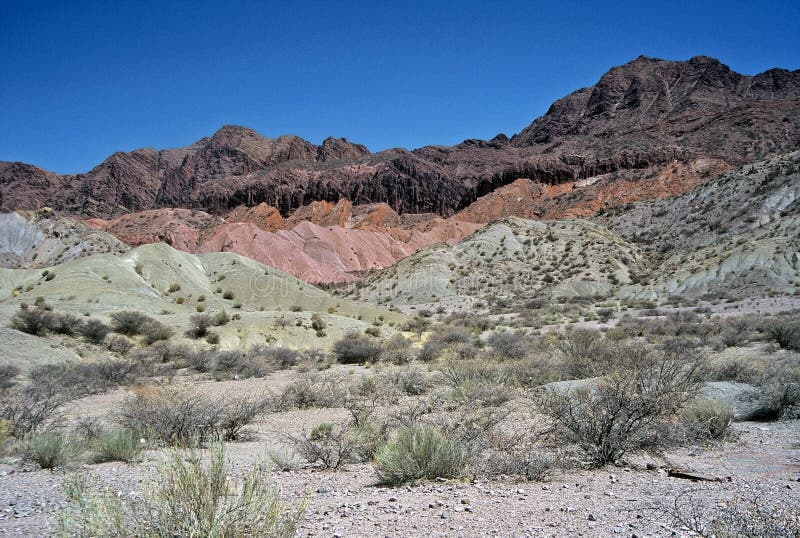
[1, 0, 798, 174]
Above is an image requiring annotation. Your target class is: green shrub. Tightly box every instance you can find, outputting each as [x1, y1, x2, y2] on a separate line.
[59, 444, 308, 537]
[91, 428, 142, 463]
[374, 426, 472, 485]
[680, 399, 733, 440]
[17, 431, 81, 469]
[213, 310, 230, 326]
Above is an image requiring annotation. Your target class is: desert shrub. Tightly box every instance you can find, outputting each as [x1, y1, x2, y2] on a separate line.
[213, 310, 230, 326]
[9, 306, 52, 336]
[268, 447, 302, 471]
[374, 426, 473, 485]
[119, 387, 268, 446]
[596, 307, 615, 323]
[289, 422, 356, 470]
[448, 379, 510, 408]
[751, 383, 800, 420]
[483, 450, 560, 482]
[487, 331, 528, 359]
[141, 320, 173, 345]
[248, 345, 300, 369]
[0, 381, 69, 437]
[553, 327, 602, 361]
[539, 347, 703, 467]
[667, 487, 800, 538]
[760, 319, 800, 351]
[109, 311, 153, 336]
[91, 428, 142, 463]
[17, 431, 82, 469]
[0, 365, 20, 390]
[48, 312, 84, 336]
[437, 356, 505, 388]
[418, 326, 471, 362]
[190, 347, 276, 378]
[679, 399, 733, 441]
[185, 313, 214, 339]
[106, 335, 134, 355]
[222, 290, 234, 300]
[332, 332, 384, 364]
[278, 372, 350, 410]
[380, 334, 416, 365]
[29, 360, 137, 397]
[79, 319, 111, 343]
[310, 313, 326, 332]
[205, 333, 220, 344]
[379, 364, 432, 395]
[59, 444, 308, 537]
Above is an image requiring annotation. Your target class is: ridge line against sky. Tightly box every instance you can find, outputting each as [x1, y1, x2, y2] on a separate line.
[1, 0, 799, 174]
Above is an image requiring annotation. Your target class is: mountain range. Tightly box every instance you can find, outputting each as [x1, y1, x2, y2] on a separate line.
[2, 55, 798, 219]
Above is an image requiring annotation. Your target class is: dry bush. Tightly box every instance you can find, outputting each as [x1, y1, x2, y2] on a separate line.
[278, 371, 352, 410]
[29, 359, 138, 397]
[0, 365, 20, 390]
[141, 320, 173, 345]
[486, 330, 529, 359]
[185, 313, 214, 339]
[418, 326, 471, 362]
[539, 346, 704, 467]
[380, 334, 416, 364]
[665, 486, 800, 537]
[760, 317, 800, 351]
[378, 364, 433, 395]
[9, 306, 52, 336]
[332, 332, 384, 364]
[109, 311, 154, 336]
[289, 422, 357, 470]
[59, 443, 308, 537]
[79, 319, 111, 344]
[48, 312, 84, 336]
[119, 387, 269, 446]
[106, 335, 134, 355]
[0, 381, 69, 437]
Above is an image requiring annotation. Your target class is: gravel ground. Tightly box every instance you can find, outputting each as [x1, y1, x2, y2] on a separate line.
[1, 384, 798, 538]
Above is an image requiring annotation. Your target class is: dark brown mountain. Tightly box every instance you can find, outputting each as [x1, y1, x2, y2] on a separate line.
[2, 55, 798, 218]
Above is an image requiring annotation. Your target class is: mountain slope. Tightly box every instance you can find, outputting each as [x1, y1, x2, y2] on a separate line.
[2, 56, 798, 219]
[0, 209, 128, 268]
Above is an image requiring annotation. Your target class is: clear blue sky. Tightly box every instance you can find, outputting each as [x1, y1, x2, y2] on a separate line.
[1, 0, 798, 174]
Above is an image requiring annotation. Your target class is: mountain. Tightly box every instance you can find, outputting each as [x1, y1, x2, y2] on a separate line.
[2, 56, 798, 219]
[348, 151, 800, 309]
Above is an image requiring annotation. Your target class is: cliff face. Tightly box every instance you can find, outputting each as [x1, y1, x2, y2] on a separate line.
[2, 56, 799, 219]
